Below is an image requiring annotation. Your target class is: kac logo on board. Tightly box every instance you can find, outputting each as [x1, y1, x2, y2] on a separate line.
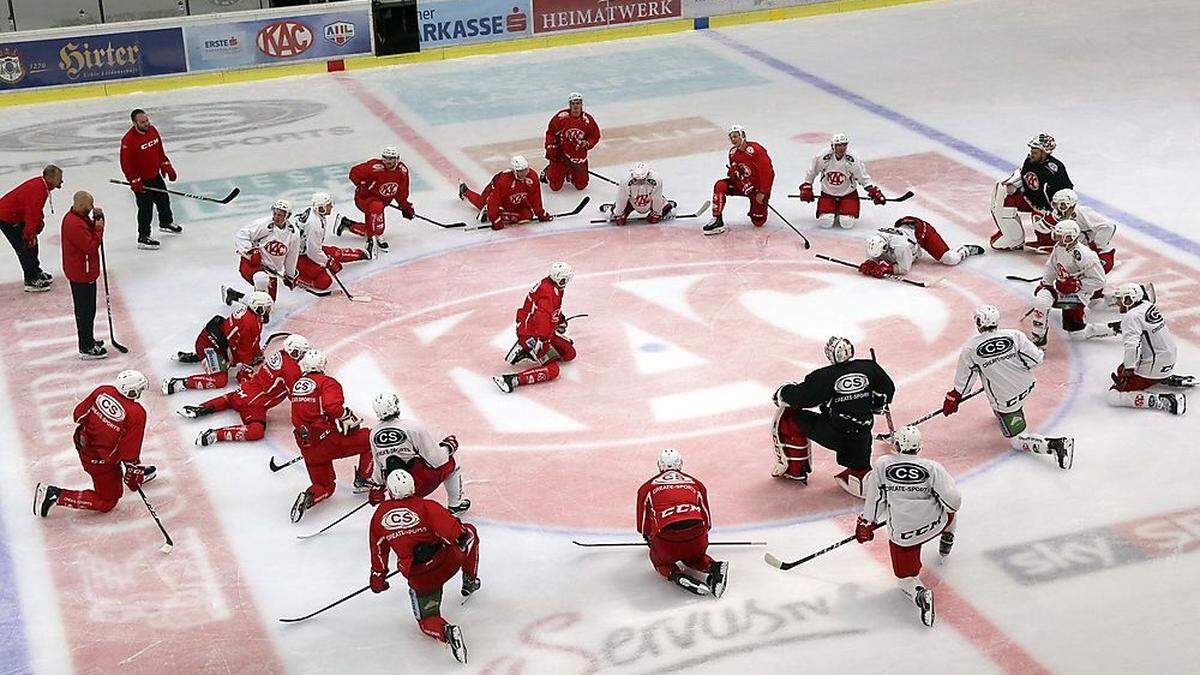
[257, 20, 314, 58]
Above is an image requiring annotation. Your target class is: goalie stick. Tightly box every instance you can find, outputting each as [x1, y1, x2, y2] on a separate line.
[109, 179, 239, 204]
[816, 254, 938, 288]
[764, 522, 886, 571]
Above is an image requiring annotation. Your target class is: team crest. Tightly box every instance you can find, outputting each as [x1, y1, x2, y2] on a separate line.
[0, 50, 24, 86]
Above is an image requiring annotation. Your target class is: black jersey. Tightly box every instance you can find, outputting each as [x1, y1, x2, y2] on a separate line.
[1019, 154, 1072, 211]
[778, 359, 895, 434]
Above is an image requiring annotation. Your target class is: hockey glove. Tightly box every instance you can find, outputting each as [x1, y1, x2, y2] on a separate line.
[867, 185, 886, 205]
[368, 486, 385, 506]
[161, 161, 177, 182]
[440, 435, 459, 455]
[942, 390, 961, 416]
[798, 183, 815, 202]
[646, 212, 662, 224]
[1055, 275, 1082, 295]
[772, 383, 795, 408]
[870, 391, 891, 414]
[855, 517, 875, 543]
[537, 211, 554, 223]
[325, 258, 343, 274]
[545, 143, 558, 161]
[123, 463, 149, 491]
[614, 213, 628, 226]
[399, 204, 415, 220]
[1111, 364, 1133, 389]
[369, 569, 390, 594]
[336, 409, 362, 434]
[858, 260, 893, 279]
[457, 527, 475, 553]
[130, 177, 145, 193]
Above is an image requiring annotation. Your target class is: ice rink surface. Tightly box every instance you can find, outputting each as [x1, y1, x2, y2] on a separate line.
[2, 0, 1199, 672]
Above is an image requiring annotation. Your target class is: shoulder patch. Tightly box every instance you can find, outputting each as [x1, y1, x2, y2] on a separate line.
[846, 154, 856, 163]
[1047, 162, 1059, 173]
[822, 152, 832, 161]
[1072, 249, 1082, 261]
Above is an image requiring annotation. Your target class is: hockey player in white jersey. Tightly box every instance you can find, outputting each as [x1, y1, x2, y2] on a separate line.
[367, 392, 469, 513]
[1050, 188, 1116, 273]
[1106, 283, 1188, 415]
[603, 162, 676, 225]
[1029, 219, 1113, 347]
[223, 199, 302, 305]
[943, 305, 1074, 469]
[858, 216, 984, 278]
[798, 134, 885, 229]
[857, 426, 959, 628]
[290, 192, 372, 293]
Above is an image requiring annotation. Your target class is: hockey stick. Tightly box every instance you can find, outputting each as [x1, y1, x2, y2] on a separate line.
[815, 254, 935, 288]
[572, 540, 766, 547]
[1005, 274, 1040, 283]
[767, 203, 811, 249]
[386, 203, 467, 229]
[874, 388, 985, 441]
[764, 522, 886, 571]
[97, 241, 129, 354]
[563, 313, 588, 322]
[785, 190, 914, 203]
[136, 486, 174, 554]
[264, 331, 292, 346]
[587, 170, 619, 186]
[108, 179, 239, 204]
[298, 500, 371, 540]
[278, 570, 402, 623]
[330, 270, 372, 303]
[590, 201, 711, 224]
[869, 348, 896, 439]
[465, 197, 591, 231]
[269, 455, 304, 472]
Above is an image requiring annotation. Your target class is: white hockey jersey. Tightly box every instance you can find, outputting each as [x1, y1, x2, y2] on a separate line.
[953, 328, 1044, 413]
[615, 169, 668, 215]
[293, 206, 339, 266]
[1041, 242, 1105, 298]
[235, 216, 302, 278]
[862, 452, 961, 547]
[1120, 301, 1177, 379]
[1070, 205, 1116, 252]
[872, 226, 921, 274]
[804, 151, 873, 197]
[368, 417, 449, 485]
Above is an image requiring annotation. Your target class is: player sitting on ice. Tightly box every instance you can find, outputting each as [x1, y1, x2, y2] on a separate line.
[942, 305, 1074, 469]
[772, 337, 895, 496]
[34, 370, 154, 517]
[1107, 283, 1188, 415]
[369, 469, 479, 665]
[181, 334, 310, 447]
[337, 146, 413, 251]
[991, 134, 1073, 251]
[1050, 188, 1116, 274]
[704, 125, 774, 235]
[857, 426, 960, 628]
[223, 199, 302, 304]
[601, 162, 676, 225]
[542, 91, 601, 191]
[458, 155, 552, 230]
[494, 262, 577, 393]
[368, 392, 470, 513]
[162, 291, 272, 395]
[288, 350, 373, 523]
[636, 448, 728, 598]
[857, 216, 984, 278]
[1029, 219, 1113, 347]
[294, 192, 373, 292]
[798, 133, 886, 229]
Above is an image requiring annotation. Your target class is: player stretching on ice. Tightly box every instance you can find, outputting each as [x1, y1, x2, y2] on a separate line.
[162, 291, 271, 395]
[543, 91, 600, 191]
[1050, 188, 1116, 274]
[636, 448, 728, 598]
[294, 192, 373, 291]
[798, 133, 885, 229]
[942, 305, 1074, 469]
[224, 199, 302, 303]
[704, 125, 774, 235]
[338, 146, 413, 251]
[367, 392, 470, 513]
[494, 262, 576, 393]
[1106, 283, 1188, 415]
[991, 134, 1072, 251]
[459, 156, 552, 230]
[858, 216, 984, 279]
[857, 426, 960, 628]
[1029, 219, 1113, 347]
[369, 469, 479, 665]
[602, 162, 677, 225]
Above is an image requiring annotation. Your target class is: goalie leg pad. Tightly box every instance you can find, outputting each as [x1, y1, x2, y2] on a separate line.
[771, 408, 811, 479]
[990, 183, 1025, 249]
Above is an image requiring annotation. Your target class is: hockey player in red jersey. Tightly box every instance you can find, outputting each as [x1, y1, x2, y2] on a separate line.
[179, 334, 310, 446]
[369, 469, 478, 664]
[288, 350, 373, 522]
[542, 92, 601, 191]
[493, 262, 576, 393]
[704, 125, 775, 235]
[162, 291, 272, 395]
[34, 370, 154, 516]
[341, 146, 413, 250]
[459, 156, 552, 230]
[636, 448, 728, 598]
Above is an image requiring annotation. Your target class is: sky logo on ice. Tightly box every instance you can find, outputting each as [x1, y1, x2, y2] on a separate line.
[417, 0, 532, 48]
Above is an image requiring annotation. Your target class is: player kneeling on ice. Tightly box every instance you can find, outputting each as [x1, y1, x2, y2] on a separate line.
[369, 469, 479, 665]
[543, 91, 601, 191]
[162, 291, 271, 395]
[459, 156, 552, 230]
[1051, 189, 1116, 274]
[857, 426, 960, 628]
[368, 392, 470, 514]
[636, 449, 728, 598]
[339, 146, 414, 251]
[35, 370, 154, 517]
[288, 350, 374, 523]
[704, 125, 774, 235]
[1107, 283, 1188, 415]
[858, 216, 984, 279]
[602, 162, 676, 225]
[495, 262, 577, 393]
[294, 192, 373, 290]
[991, 134, 1072, 251]
[798, 133, 885, 229]
[225, 199, 301, 302]
[181, 334, 309, 447]
[1029, 219, 1114, 347]
[772, 337, 895, 497]
[943, 305, 1074, 469]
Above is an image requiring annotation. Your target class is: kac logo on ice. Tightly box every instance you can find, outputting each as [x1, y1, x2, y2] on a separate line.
[420, 4, 529, 44]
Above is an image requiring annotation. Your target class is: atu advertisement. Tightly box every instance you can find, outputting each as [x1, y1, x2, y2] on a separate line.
[184, 8, 373, 72]
[0, 28, 186, 90]
[417, 0, 533, 48]
[532, 0, 681, 34]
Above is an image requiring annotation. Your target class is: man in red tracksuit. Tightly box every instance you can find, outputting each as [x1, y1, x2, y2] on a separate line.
[34, 370, 154, 517]
[493, 261, 576, 393]
[288, 349, 373, 522]
[459, 156, 552, 230]
[704, 125, 775, 235]
[341, 147, 413, 250]
[120, 108, 180, 249]
[0, 164, 63, 292]
[542, 92, 601, 191]
[60, 190, 107, 359]
[636, 448, 728, 598]
[161, 292, 272, 395]
[369, 469, 478, 664]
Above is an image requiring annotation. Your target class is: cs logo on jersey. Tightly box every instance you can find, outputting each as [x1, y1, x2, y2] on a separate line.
[95, 393, 126, 422]
[381, 507, 420, 530]
[266, 351, 282, 369]
[292, 378, 317, 396]
[834, 373, 869, 394]
[1146, 306, 1163, 324]
[653, 470, 693, 485]
[885, 463, 929, 484]
[373, 427, 409, 448]
[826, 171, 846, 186]
[264, 240, 288, 257]
[976, 335, 1015, 358]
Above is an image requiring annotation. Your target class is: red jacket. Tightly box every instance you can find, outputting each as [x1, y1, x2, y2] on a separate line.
[349, 158, 412, 209]
[73, 385, 147, 466]
[727, 141, 775, 196]
[219, 308, 264, 367]
[0, 176, 51, 241]
[544, 109, 601, 163]
[120, 125, 170, 182]
[61, 208, 103, 283]
[290, 372, 345, 446]
[516, 276, 563, 339]
[485, 169, 546, 222]
[370, 496, 467, 579]
[636, 470, 711, 538]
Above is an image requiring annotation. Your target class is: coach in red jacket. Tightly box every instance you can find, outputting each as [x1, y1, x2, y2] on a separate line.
[62, 191, 107, 360]
[0, 165, 62, 292]
[120, 108, 179, 250]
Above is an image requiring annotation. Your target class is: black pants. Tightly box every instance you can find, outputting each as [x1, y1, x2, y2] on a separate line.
[0, 219, 44, 283]
[792, 409, 873, 471]
[70, 281, 97, 351]
[134, 175, 174, 237]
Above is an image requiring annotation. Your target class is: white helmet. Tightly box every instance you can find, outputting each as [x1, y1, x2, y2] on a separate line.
[630, 162, 650, 181]
[1113, 282, 1145, 309]
[510, 155, 529, 172]
[271, 198, 292, 214]
[1051, 188, 1077, 218]
[312, 192, 333, 211]
[893, 425, 922, 454]
[283, 334, 310, 359]
[974, 304, 1001, 331]
[1028, 133, 1056, 154]
[1052, 219, 1081, 245]
[549, 261, 574, 287]
[386, 469, 416, 500]
[657, 447, 683, 472]
[381, 146, 401, 161]
[373, 392, 401, 421]
[245, 291, 273, 318]
[567, 91, 583, 104]
[299, 349, 327, 374]
[115, 369, 148, 400]
[728, 124, 746, 139]
[830, 133, 850, 146]
[824, 336, 854, 365]
[865, 234, 888, 259]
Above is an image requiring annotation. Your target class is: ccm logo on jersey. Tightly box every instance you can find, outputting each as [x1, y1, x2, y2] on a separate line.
[381, 507, 420, 530]
[373, 427, 409, 448]
[976, 335, 1015, 358]
[833, 373, 869, 394]
[885, 463, 930, 484]
[291, 378, 316, 396]
[95, 393, 126, 422]
[659, 503, 703, 518]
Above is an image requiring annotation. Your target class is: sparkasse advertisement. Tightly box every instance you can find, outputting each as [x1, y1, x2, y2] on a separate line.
[417, 0, 533, 48]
